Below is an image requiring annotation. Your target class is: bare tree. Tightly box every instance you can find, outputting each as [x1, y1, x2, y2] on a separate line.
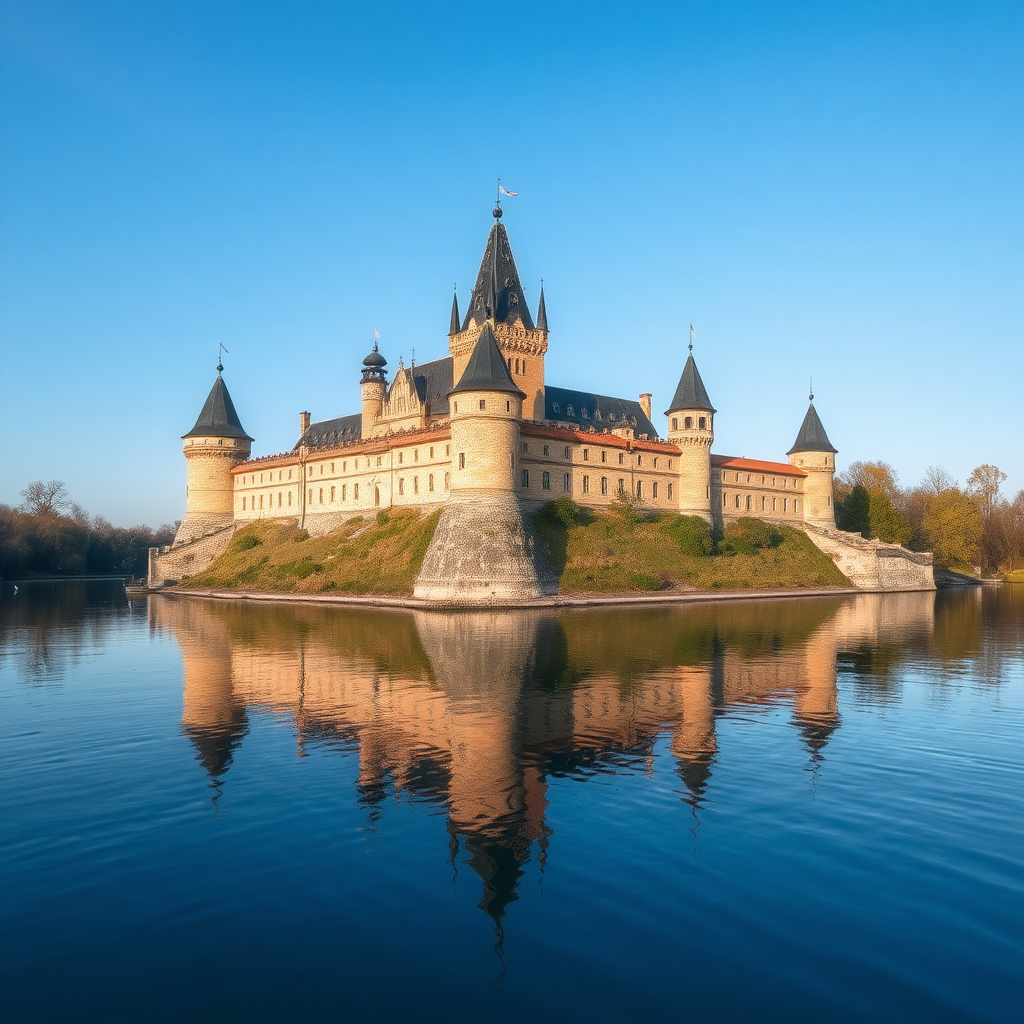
[966, 464, 1007, 522]
[19, 480, 71, 516]
[921, 465, 955, 496]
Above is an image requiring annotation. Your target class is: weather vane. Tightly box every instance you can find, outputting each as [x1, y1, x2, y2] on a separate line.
[688, 323, 699, 353]
[217, 342, 229, 373]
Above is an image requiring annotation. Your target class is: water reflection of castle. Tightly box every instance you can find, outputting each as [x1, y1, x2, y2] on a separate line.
[151, 593, 937, 927]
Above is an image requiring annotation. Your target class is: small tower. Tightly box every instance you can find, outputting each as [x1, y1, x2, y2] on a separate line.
[665, 352, 715, 521]
[788, 388, 838, 527]
[178, 361, 253, 544]
[360, 339, 388, 438]
[447, 322, 524, 492]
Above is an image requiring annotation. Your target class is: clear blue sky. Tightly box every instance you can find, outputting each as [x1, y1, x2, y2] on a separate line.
[1, 0, 1021, 526]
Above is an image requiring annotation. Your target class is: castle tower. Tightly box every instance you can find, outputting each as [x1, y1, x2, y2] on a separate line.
[448, 206, 548, 420]
[177, 362, 253, 544]
[414, 324, 557, 602]
[787, 390, 838, 527]
[665, 352, 715, 521]
[359, 340, 387, 437]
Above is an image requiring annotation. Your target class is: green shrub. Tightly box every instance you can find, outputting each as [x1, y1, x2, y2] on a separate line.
[230, 532, 262, 552]
[376, 510, 390, 526]
[667, 514, 713, 556]
[721, 517, 782, 555]
[550, 496, 582, 528]
[292, 529, 310, 542]
[627, 571, 664, 591]
[275, 558, 322, 579]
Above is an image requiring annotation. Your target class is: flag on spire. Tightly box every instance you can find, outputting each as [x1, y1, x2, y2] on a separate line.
[498, 184, 518, 197]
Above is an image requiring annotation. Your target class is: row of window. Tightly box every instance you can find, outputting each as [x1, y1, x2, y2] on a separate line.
[722, 493, 798, 513]
[549, 402, 636, 425]
[243, 445, 455, 486]
[397, 473, 450, 495]
[519, 471, 672, 500]
[520, 442, 667, 468]
[722, 470, 799, 488]
[671, 415, 710, 430]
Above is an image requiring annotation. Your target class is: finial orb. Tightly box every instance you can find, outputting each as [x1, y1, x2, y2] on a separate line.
[493, 206, 502, 219]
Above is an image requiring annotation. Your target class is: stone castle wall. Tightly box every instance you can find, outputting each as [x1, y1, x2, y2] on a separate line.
[800, 523, 934, 591]
[149, 524, 237, 586]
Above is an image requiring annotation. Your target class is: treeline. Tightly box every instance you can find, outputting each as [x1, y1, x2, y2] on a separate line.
[834, 462, 1024, 573]
[0, 481, 176, 578]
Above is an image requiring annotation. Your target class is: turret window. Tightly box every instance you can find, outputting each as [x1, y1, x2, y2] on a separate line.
[480, 400, 486, 410]
[564, 446, 570, 459]
[684, 417, 692, 428]
[521, 442, 528, 454]
[672, 417, 678, 430]
[583, 449, 589, 461]
[542, 471, 551, 490]
[699, 417, 706, 429]
[601, 451, 607, 463]
[459, 453, 465, 469]
[543, 445, 549, 456]
[618, 453, 624, 465]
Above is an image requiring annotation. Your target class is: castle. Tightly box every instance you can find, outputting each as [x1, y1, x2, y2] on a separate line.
[151, 203, 934, 598]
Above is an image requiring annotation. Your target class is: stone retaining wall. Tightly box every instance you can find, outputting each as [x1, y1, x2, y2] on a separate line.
[801, 523, 934, 591]
[149, 525, 237, 586]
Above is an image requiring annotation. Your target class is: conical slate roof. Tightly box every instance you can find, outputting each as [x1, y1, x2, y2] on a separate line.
[787, 402, 838, 454]
[183, 373, 253, 441]
[461, 217, 534, 330]
[449, 323, 526, 397]
[449, 291, 461, 335]
[665, 353, 715, 415]
[536, 282, 548, 332]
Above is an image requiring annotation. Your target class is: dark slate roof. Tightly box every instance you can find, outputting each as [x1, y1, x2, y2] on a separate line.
[450, 323, 525, 397]
[449, 291, 460, 335]
[536, 282, 548, 331]
[545, 385, 658, 438]
[461, 220, 535, 330]
[293, 412, 362, 451]
[395, 356, 454, 416]
[665, 354, 715, 414]
[183, 373, 254, 441]
[788, 402, 838, 454]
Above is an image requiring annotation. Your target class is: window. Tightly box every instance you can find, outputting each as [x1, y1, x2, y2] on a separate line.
[515, 358, 520, 374]
[543, 444, 549, 456]
[723, 493, 727, 507]
[601, 477, 608, 495]
[668, 483, 673, 499]
[618, 453, 624, 465]
[429, 447, 434, 458]
[429, 474, 434, 492]
[542, 471, 550, 490]
[414, 477, 419, 495]
[795, 499, 799, 512]
[320, 466, 324, 475]
[459, 453, 465, 469]
[259, 495, 264, 509]
[308, 489, 313, 504]
[522, 469, 529, 487]
[652, 482, 658, 498]
[319, 488, 323, 503]
[761, 496, 766, 511]
[288, 491, 293, 506]
[564, 446, 570, 458]
[672, 417, 678, 430]
[583, 449, 589, 461]
[699, 417, 706, 429]
[521, 442, 528, 454]
[735, 494, 740, 508]
[783, 498, 788, 512]
[399, 479, 405, 495]
[595, 410, 602, 420]
[746, 474, 751, 483]
[553, 402, 560, 413]
[637, 455, 643, 466]
[522, 360, 527, 373]
[582, 408, 590, 419]
[480, 399, 486, 410]
[685, 416, 692, 428]
[563, 473, 571, 491]
[736, 473, 741, 483]
[354, 483, 359, 500]
[376, 456, 383, 467]
[446, 445, 451, 456]
[653, 458, 658, 468]
[242, 497, 246, 510]
[745, 495, 751, 510]
[668, 459, 672, 469]
[341, 485, 347, 501]
[828, 496, 832, 507]
[506, 400, 510, 412]
[772, 497, 777, 511]
[398, 452, 403, 464]
[444, 473, 450, 489]
[567, 404, 575, 416]
[330, 464, 334, 473]
[636, 480, 643, 498]
[454, 402, 458, 413]
[618, 479, 625, 493]
[601, 451, 607, 463]
[280, 492, 284, 506]
[583, 475, 590, 494]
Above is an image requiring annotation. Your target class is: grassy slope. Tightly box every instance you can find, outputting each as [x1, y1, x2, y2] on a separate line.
[181, 509, 440, 596]
[533, 507, 852, 593]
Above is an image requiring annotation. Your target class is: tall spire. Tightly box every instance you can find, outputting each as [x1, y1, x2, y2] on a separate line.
[665, 353, 715, 415]
[449, 287, 460, 335]
[536, 280, 548, 332]
[461, 210, 534, 331]
[183, 372, 253, 441]
[788, 396, 838, 455]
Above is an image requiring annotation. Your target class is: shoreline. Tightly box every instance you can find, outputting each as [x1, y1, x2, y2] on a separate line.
[151, 583, 937, 613]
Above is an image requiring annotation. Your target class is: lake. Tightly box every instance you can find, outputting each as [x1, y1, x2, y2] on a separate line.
[1, 582, 1021, 1022]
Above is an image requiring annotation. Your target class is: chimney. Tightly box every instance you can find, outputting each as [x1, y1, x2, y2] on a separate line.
[639, 393, 652, 419]
[299, 410, 311, 436]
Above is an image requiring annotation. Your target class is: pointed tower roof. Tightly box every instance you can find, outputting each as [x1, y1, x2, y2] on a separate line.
[449, 322, 526, 397]
[665, 353, 716, 415]
[183, 371, 253, 441]
[449, 289, 461, 335]
[787, 401, 838, 454]
[461, 210, 534, 330]
[536, 281, 548, 332]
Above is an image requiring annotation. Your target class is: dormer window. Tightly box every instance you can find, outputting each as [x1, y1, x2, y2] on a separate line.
[595, 410, 602, 420]
[567, 404, 575, 416]
[582, 408, 590, 419]
[608, 412, 616, 422]
[552, 402, 560, 414]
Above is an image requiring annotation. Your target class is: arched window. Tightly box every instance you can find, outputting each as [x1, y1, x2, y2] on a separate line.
[636, 480, 643, 498]
[515, 358, 520, 374]
[746, 495, 751, 510]
[735, 494, 740, 508]
[652, 482, 658, 498]
[374, 486, 381, 507]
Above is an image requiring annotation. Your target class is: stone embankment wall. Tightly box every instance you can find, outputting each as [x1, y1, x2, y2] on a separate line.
[149, 525, 237, 587]
[801, 523, 934, 591]
[413, 490, 557, 604]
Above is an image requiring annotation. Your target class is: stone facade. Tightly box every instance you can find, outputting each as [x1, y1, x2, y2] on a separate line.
[150, 206, 935, 596]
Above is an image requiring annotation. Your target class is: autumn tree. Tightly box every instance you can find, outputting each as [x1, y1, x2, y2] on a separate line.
[20, 480, 71, 516]
[922, 488, 983, 569]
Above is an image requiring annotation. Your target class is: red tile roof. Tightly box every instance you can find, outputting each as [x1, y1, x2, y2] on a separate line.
[712, 454, 806, 477]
